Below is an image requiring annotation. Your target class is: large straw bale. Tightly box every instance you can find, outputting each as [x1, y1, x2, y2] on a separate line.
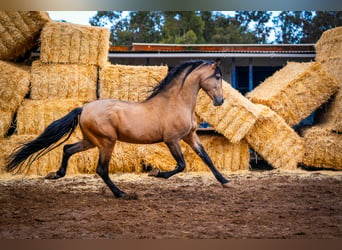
[301, 126, 342, 170]
[196, 81, 263, 143]
[17, 99, 85, 135]
[40, 21, 109, 67]
[0, 11, 50, 61]
[0, 60, 30, 113]
[315, 26, 342, 62]
[246, 62, 339, 126]
[245, 104, 304, 169]
[99, 64, 168, 101]
[136, 135, 250, 172]
[314, 27, 342, 132]
[319, 90, 342, 132]
[30, 60, 97, 101]
[0, 111, 13, 138]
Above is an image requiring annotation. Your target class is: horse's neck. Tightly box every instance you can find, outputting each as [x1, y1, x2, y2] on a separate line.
[163, 74, 200, 109]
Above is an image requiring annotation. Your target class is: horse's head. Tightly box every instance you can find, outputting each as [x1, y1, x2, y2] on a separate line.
[199, 61, 224, 106]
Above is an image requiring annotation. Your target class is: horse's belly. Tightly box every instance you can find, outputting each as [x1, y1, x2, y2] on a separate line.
[116, 125, 163, 144]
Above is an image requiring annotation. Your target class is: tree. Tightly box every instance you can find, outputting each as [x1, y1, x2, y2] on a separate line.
[206, 12, 258, 43]
[161, 11, 205, 43]
[235, 11, 272, 43]
[273, 11, 342, 44]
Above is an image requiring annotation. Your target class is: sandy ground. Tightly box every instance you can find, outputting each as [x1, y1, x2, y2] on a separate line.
[0, 169, 341, 239]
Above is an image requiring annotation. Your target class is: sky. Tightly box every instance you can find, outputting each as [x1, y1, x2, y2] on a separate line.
[47, 11, 98, 26]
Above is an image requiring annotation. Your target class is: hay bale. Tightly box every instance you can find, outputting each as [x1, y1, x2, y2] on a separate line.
[136, 135, 250, 172]
[0, 60, 30, 113]
[246, 62, 339, 126]
[196, 81, 263, 143]
[319, 90, 342, 132]
[315, 27, 342, 132]
[99, 64, 168, 101]
[40, 21, 110, 67]
[17, 99, 85, 135]
[0, 111, 13, 138]
[315, 26, 342, 62]
[245, 104, 304, 169]
[0, 11, 50, 60]
[30, 60, 97, 101]
[301, 126, 342, 170]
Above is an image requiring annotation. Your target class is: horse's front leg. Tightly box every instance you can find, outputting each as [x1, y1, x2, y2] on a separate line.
[148, 140, 186, 179]
[183, 133, 230, 187]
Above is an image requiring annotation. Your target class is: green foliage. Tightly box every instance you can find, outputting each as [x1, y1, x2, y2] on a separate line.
[88, 11, 342, 45]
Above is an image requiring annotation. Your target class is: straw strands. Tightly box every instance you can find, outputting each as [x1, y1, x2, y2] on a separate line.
[17, 99, 86, 135]
[245, 105, 304, 169]
[99, 64, 168, 101]
[315, 27, 342, 132]
[0, 11, 50, 60]
[0, 60, 30, 113]
[136, 135, 250, 172]
[0, 60, 30, 138]
[301, 126, 342, 170]
[246, 62, 339, 126]
[315, 26, 342, 62]
[196, 81, 263, 143]
[30, 60, 98, 101]
[40, 21, 110, 67]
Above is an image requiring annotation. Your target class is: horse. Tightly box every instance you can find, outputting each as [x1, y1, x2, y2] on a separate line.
[6, 59, 230, 198]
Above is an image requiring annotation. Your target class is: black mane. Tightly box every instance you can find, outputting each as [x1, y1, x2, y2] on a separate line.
[146, 59, 216, 100]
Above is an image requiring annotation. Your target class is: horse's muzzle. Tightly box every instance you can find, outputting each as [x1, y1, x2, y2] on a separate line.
[213, 96, 224, 106]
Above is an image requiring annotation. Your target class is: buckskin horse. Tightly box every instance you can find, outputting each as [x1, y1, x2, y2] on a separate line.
[7, 59, 230, 198]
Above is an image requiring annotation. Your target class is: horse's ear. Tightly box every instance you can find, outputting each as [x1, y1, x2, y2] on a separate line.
[215, 58, 221, 66]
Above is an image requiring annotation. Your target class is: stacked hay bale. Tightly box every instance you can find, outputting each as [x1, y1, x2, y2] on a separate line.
[136, 135, 250, 172]
[1, 21, 110, 175]
[246, 62, 338, 126]
[99, 64, 168, 101]
[0, 61, 30, 138]
[301, 127, 341, 170]
[196, 80, 305, 170]
[315, 26, 342, 132]
[245, 105, 304, 169]
[0, 11, 50, 60]
[297, 26, 342, 170]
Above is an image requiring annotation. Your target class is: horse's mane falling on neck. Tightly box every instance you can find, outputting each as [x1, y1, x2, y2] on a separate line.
[146, 59, 215, 101]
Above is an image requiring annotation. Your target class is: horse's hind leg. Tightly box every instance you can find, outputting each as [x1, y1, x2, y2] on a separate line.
[183, 133, 230, 186]
[149, 140, 186, 179]
[45, 140, 94, 179]
[96, 145, 126, 198]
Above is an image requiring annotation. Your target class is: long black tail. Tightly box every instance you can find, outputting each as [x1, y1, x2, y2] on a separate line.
[6, 107, 83, 174]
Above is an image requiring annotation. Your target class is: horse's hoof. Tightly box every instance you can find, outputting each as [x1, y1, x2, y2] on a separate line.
[148, 168, 160, 177]
[222, 182, 232, 188]
[45, 171, 57, 179]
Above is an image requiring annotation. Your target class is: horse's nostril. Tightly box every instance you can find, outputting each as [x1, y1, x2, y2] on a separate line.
[214, 97, 224, 106]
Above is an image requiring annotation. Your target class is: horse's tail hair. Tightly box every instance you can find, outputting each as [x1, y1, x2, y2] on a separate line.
[6, 107, 83, 174]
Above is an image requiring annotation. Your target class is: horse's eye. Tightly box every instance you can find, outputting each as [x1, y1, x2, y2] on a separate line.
[215, 74, 221, 80]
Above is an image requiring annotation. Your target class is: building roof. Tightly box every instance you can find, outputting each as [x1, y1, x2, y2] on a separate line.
[108, 43, 316, 58]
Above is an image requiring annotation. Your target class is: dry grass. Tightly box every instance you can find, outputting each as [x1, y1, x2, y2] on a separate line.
[245, 104, 304, 170]
[40, 21, 110, 67]
[301, 126, 341, 170]
[99, 63, 168, 101]
[246, 62, 339, 126]
[30, 60, 98, 101]
[0, 11, 50, 60]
